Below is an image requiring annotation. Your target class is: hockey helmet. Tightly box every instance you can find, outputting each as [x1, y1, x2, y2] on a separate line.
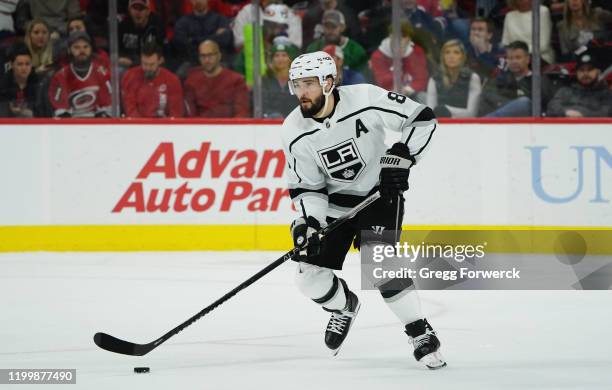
[263, 4, 290, 25]
[288, 51, 337, 95]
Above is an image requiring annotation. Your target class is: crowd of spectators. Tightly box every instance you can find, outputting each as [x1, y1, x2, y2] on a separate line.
[0, 0, 610, 119]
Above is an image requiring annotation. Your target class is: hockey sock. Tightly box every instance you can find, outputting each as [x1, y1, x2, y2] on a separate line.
[295, 263, 347, 311]
[377, 277, 423, 325]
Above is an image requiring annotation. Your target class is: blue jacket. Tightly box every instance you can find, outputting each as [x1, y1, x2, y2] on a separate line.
[341, 67, 366, 86]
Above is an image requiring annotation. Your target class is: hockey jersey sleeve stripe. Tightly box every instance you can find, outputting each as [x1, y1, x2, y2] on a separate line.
[290, 157, 302, 183]
[404, 127, 416, 146]
[329, 187, 379, 208]
[292, 191, 328, 205]
[288, 128, 321, 153]
[336, 106, 407, 123]
[287, 128, 321, 184]
[409, 106, 437, 127]
[288, 182, 327, 190]
[412, 124, 437, 157]
[412, 106, 435, 122]
[289, 186, 328, 200]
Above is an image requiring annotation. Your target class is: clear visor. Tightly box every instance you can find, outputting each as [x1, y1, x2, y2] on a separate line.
[288, 77, 324, 96]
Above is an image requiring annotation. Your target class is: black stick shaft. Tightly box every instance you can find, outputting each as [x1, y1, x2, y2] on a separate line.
[153, 248, 299, 346]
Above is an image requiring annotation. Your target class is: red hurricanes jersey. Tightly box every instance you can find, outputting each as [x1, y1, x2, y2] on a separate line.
[49, 61, 112, 117]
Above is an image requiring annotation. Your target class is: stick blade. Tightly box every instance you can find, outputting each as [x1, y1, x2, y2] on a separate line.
[93, 332, 152, 356]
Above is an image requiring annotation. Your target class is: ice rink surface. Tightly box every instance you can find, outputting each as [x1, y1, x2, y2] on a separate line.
[1, 251, 611, 390]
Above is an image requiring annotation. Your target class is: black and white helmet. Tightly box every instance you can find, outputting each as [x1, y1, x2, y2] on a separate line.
[288, 51, 337, 95]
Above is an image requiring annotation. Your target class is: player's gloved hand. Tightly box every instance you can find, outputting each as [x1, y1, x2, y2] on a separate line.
[379, 142, 415, 198]
[290, 216, 323, 262]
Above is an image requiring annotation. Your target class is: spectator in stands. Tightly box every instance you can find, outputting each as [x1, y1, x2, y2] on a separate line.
[16, 0, 81, 38]
[501, 0, 555, 64]
[121, 43, 184, 118]
[426, 39, 481, 117]
[370, 21, 428, 100]
[118, 0, 165, 68]
[353, 1, 392, 54]
[233, 4, 292, 86]
[0, 0, 18, 38]
[557, 0, 612, 59]
[302, 0, 360, 48]
[398, 0, 446, 63]
[550, 0, 565, 17]
[48, 31, 112, 117]
[480, 40, 552, 117]
[57, 16, 110, 68]
[476, 0, 500, 18]
[82, 0, 109, 41]
[546, 49, 611, 117]
[184, 39, 250, 117]
[418, 0, 443, 17]
[262, 40, 298, 118]
[306, 10, 367, 71]
[592, 0, 612, 12]
[322, 44, 365, 86]
[439, 0, 473, 45]
[402, 0, 444, 40]
[0, 44, 46, 117]
[67, 16, 87, 35]
[146, 0, 186, 40]
[173, 0, 232, 68]
[466, 17, 504, 81]
[24, 19, 58, 77]
[233, 0, 302, 49]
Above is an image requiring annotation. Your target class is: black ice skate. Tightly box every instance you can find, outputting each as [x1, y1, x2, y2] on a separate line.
[405, 318, 447, 370]
[323, 284, 361, 356]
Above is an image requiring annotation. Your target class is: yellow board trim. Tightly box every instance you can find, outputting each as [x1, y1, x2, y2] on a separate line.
[0, 225, 611, 253]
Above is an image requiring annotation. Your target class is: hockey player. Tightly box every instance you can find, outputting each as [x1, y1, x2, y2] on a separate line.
[281, 51, 446, 369]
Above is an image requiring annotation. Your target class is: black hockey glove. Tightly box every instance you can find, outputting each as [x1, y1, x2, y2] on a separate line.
[379, 142, 415, 198]
[290, 216, 322, 262]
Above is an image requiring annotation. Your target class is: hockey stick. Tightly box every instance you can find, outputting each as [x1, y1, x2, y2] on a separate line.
[93, 191, 381, 356]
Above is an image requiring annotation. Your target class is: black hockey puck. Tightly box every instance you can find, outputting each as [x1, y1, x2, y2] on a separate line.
[134, 367, 150, 373]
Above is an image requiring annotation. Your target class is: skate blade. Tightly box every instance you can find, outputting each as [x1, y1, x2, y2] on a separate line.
[420, 351, 447, 370]
[331, 301, 361, 357]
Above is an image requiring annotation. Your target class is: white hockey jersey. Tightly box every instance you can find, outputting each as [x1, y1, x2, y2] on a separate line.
[281, 83, 437, 221]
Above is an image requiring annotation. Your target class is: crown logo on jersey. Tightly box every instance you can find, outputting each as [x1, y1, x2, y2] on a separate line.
[341, 169, 355, 179]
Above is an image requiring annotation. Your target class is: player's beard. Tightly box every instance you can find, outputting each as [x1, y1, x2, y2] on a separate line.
[299, 94, 325, 118]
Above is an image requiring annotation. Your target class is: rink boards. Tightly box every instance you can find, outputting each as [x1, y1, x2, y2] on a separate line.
[0, 119, 611, 251]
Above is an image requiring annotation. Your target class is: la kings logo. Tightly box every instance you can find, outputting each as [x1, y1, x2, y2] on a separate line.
[317, 139, 365, 182]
